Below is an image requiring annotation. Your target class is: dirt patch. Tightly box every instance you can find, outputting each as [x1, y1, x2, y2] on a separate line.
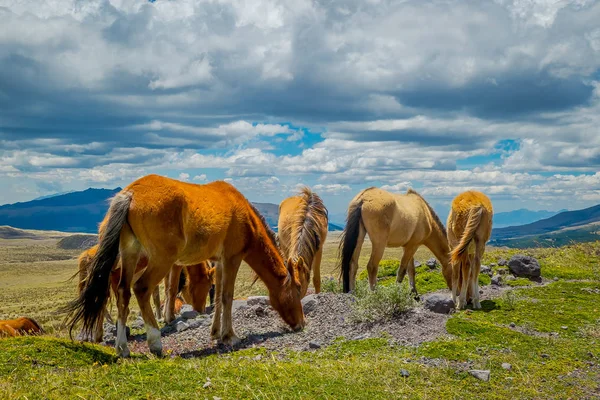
[56, 234, 98, 250]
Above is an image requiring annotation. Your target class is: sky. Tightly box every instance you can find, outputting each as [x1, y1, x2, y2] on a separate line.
[1, 0, 600, 221]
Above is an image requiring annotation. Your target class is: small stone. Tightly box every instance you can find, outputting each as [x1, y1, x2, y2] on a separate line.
[180, 304, 194, 314]
[301, 294, 318, 314]
[203, 381, 211, 389]
[247, 296, 270, 306]
[491, 275, 503, 286]
[422, 293, 455, 314]
[504, 275, 516, 282]
[509, 322, 516, 328]
[413, 260, 421, 268]
[553, 277, 559, 281]
[480, 265, 492, 276]
[501, 363, 512, 371]
[175, 321, 189, 332]
[469, 370, 490, 382]
[214, 397, 222, 400]
[426, 258, 439, 269]
[353, 333, 369, 340]
[490, 263, 497, 267]
[181, 309, 200, 320]
[309, 341, 321, 349]
[497, 268, 509, 275]
[255, 306, 266, 317]
[400, 369, 410, 377]
[541, 354, 550, 358]
[253, 355, 263, 361]
[498, 258, 508, 266]
[561, 326, 568, 330]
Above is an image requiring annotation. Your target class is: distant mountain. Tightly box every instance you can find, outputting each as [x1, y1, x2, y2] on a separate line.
[490, 203, 600, 247]
[0, 188, 343, 234]
[0, 188, 122, 233]
[492, 208, 564, 228]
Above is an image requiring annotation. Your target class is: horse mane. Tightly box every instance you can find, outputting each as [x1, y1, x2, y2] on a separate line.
[406, 188, 447, 237]
[284, 186, 328, 266]
[247, 201, 282, 258]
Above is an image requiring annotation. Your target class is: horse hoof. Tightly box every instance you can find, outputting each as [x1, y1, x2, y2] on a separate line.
[220, 334, 241, 347]
[116, 347, 130, 358]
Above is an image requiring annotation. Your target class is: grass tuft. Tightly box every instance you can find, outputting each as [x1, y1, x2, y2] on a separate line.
[349, 280, 416, 323]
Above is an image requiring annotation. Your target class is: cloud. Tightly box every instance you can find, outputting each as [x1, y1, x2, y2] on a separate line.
[1, 0, 600, 213]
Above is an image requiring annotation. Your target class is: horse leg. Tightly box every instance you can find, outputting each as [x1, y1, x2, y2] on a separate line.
[219, 256, 242, 346]
[210, 261, 224, 341]
[471, 242, 484, 310]
[366, 239, 386, 290]
[457, 257, 470, 310]
[133, 266, 167, 357]
[312, 246, 324, 293]
[349, 226, 367, 292]
[164, 264, 184, 323]
[115, 242, 140, 358]
[152, 285, 161, 321]
[397, 246, 418, 293]
[451, 260, 460, 307]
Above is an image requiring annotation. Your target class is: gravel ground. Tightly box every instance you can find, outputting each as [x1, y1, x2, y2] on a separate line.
[104, 284, 516, 358]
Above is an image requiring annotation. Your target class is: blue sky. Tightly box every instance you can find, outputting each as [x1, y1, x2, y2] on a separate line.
[1, 0, 600, 220]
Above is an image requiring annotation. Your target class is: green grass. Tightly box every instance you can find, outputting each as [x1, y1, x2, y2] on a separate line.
[2, 238, 600, 398]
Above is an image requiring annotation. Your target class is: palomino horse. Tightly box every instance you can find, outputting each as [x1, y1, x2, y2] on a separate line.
[339, 187, 452, 294]
[0, 317, 44, 338]
[76, 246, 215, 343]
[278, 187, 329, 294]
[446, 190, 493, 310]
[65, 174, 306, 357]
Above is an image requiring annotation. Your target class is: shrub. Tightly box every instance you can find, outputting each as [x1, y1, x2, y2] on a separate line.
[357, 260, 399, 281]
[350, 280, 416, 323]
[321, 278, 343, 294]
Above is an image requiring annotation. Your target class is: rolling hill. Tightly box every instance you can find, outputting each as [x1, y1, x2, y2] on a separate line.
[490, 203, 600, 247]
[0, 188, 343, 234]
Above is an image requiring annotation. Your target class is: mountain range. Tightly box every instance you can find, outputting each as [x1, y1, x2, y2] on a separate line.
[0, 188, 343, 233]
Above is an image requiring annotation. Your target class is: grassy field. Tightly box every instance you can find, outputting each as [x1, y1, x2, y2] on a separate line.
[1, 234, 599, 399]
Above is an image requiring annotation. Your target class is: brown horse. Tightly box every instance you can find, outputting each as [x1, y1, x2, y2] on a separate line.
[77, 246, 215, 342]
[339, 187, 452, 295]
[278, 187, 328, 294]
[65, 174, 306, 357]
[0, 317, 44, 338]
[447, 190, 493, 310]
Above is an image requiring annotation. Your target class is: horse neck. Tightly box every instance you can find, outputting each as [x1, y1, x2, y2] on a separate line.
[243, 220, 289, 291]
[425, 217, 451, 267]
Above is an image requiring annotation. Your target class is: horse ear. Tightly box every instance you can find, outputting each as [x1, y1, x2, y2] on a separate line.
[286, 257, 294, 273]
[296, 256, 305, 271]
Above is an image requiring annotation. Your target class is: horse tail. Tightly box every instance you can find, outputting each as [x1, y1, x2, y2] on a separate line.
[450, 206, 484, 266]
[63, 192, 132, 340]
[339, 200, 364, 293]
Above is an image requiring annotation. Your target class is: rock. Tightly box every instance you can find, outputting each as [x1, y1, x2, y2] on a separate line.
[491, 275, 503, 286]
[469, 370, 490, 382]
[175, 321, 190, 332]
[130, 317, 145, 330]
[504, 275, 516, 282]
[561, 326, 568, 330]
[309, 341, 321, 349]
[508, 255, 541, 278]
[509, 322, 516, 328]
[480, 265, 492, 276]
[187, 318, 208, 330]
[181, 309, 200, 320]
[301, 294, 318, 314]
[490, 263, 497, 267]
[541, 354, 549, 358]
[353, 333, 369, 340]
[423, 293, 455, 314]
[553, 277, 559, 281]
[497, 268, 509, 275]
[255, 306, 267, 317]
[501, 363, 512, 371]
[180, 304, 194, 314]
[498, 258, 508, 266]
[203, 381, 211, 389]
[426, 258, 439, 269]
[247, 296, 270, 306]
[414, 260, 421, 268]
[232, 300, 249, 312]
[253, 355, 263, 361]
[400, 369, 410, 377]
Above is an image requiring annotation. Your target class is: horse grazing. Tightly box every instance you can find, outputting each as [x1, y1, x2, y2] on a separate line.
[447, 190, 493, 310]
[164, 260, 216, 322]
[77, 247, 215, 343]
[278, 187, 329, 294]
[339, 187, 452, 295]
[65, 174, 306, 357]
[0, 317, 44, 338]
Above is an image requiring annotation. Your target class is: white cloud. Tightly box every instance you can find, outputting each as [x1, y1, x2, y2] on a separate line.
[178, 172, 190, 181]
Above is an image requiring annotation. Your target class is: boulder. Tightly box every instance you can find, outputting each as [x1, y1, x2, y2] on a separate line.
[301, 294, 318, 314]
[508, 255, 541, 279]
[181, 309, 200, 320]
[423, 293, 455, 314]
[247, 296, 271, 306]
[491, 275, 502, 286]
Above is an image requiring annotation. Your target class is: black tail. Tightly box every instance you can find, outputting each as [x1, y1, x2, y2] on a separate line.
[62, 192, 132, 340]
[178, 269, 187, 294]
[339, 201, 363, 293]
